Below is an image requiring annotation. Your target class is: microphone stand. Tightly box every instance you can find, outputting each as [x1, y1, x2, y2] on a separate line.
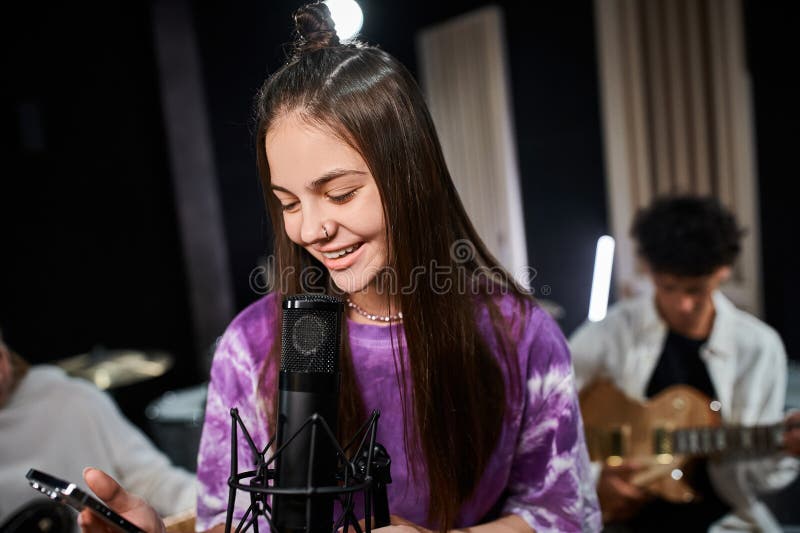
[354, 443, 391, 528]
[224, 408, 391, 533]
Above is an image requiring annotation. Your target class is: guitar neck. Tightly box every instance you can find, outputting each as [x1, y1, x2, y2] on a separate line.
[670, 421, 797, 457]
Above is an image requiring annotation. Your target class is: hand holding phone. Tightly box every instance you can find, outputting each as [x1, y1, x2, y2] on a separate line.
[26, 468, 164, 533]
[27, 468, 144, 532]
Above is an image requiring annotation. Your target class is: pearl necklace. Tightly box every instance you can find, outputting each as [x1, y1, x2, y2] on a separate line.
[346, 297, 403, 323]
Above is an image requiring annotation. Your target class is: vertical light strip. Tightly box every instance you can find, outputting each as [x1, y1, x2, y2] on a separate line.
[588, 235, 616, 322]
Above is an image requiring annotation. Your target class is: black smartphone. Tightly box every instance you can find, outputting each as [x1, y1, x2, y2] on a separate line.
[26, 468, 145, 533]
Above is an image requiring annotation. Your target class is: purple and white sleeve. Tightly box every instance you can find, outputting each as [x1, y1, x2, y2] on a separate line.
[195, 324, 273, 532]
[502, 315, 602, 533]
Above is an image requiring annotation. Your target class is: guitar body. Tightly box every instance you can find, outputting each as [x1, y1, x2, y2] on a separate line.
[579, 379, 721, 503]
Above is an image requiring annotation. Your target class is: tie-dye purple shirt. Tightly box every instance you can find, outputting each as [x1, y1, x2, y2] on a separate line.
[196, 293, 600, 532]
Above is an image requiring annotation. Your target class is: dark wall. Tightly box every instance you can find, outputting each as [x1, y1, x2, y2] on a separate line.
[1, 5, 197, 390]
[190, 3, 291, 311]
[744, 2, 800, 360]
[194, 0, 608, 335]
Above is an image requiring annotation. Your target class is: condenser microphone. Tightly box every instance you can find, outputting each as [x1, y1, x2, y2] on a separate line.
[272, 294, 344, 533]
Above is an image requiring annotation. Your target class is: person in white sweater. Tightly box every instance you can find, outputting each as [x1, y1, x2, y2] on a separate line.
[0, 330, 195, 530]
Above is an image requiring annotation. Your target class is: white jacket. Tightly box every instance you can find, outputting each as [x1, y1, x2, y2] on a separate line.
[0, 366, 196, 530]
[569, 291, 799, 532]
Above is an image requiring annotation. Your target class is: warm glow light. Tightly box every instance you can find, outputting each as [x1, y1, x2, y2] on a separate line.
[325, 0, 363, 41]
[588, 235, 615, 322]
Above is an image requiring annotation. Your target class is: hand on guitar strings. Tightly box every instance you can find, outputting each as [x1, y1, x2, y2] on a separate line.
[597, 462, 652, 524]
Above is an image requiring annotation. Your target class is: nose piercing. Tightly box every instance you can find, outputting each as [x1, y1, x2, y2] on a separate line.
[322, 224, 329, 239]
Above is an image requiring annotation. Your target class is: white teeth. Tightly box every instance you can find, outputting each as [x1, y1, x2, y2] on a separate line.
[322, 244, 358, 259]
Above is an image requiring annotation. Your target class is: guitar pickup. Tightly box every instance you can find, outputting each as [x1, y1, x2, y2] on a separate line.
[653, 427, 674, 464]
[606, 425, 631, 466]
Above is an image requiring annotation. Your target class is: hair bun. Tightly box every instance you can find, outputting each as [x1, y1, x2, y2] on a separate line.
[293, 2, 340, 57]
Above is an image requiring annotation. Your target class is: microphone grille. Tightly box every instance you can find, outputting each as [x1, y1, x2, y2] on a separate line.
[281, 294, 344, 373]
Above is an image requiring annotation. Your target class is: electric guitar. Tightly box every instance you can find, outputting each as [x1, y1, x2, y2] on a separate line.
[579, 379, 797, 503]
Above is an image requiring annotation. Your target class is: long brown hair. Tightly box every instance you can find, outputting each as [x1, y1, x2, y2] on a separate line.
[254, 3, 529, 529]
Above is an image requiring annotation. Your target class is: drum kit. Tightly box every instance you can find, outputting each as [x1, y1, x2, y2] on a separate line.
[54, 347, 207, 472]
[55, 348, 174, 390]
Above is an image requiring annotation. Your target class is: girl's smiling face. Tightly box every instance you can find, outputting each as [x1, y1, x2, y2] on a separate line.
[266, 112, 388, 295]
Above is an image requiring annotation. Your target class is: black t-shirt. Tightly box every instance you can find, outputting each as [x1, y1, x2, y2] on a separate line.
[645, 330, 716, 399]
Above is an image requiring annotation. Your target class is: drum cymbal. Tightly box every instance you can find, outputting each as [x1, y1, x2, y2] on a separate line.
[56, 348, 173, 389]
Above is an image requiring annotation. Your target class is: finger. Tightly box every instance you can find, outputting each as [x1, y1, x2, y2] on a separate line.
[611, 461, 645, 475]
[609, 477, 647, 501]
[77, 508, 90, 533]
[83, 467, 137, 513]
[78, 508, 110, 533]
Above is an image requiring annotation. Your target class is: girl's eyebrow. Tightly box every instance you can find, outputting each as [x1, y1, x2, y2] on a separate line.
[271, 169, 367, 194]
